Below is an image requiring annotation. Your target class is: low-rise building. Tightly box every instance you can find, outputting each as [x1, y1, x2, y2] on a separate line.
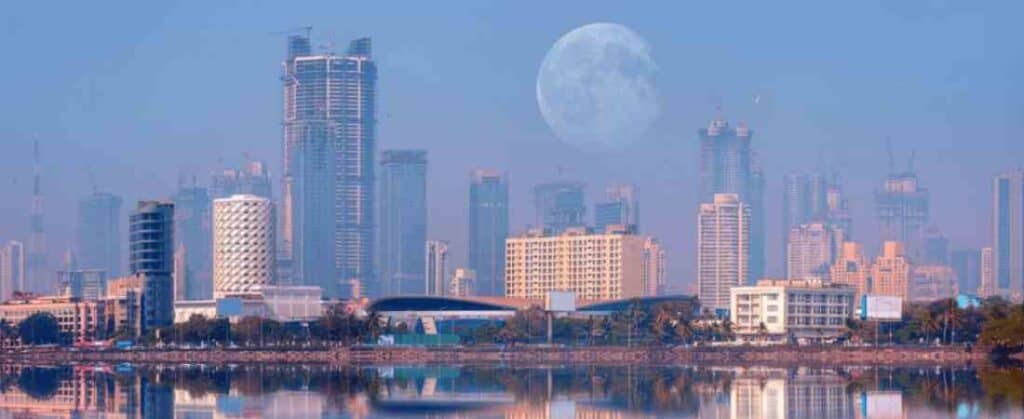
[0, 294, 107, 344]
[730, 278, 855, 344]
[909, 265, 958, 302]
[173, 285, 323, 323]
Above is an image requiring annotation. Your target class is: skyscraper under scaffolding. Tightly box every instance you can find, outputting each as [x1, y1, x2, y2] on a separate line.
[875, 158, 929, 253]
[281, 32, 377, 298]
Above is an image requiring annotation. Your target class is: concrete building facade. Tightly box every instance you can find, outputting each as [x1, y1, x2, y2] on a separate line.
[212, 195, 276, 298]
[698, 193, 750, 311]
[730, 278, 855, 344]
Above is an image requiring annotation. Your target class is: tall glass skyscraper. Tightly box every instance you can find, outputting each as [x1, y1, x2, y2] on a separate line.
[129, 201, 174, 331]
[875, 171, 929, 254]
[594, 184, 638, 232]
[76, 191, 122, 278]
[378, 150, 427, 296]
[468, 169, 509, 297]
[994, 170, 1024, 294]
[698, 118, 764, 284]
[533, 181, 585, 233]
[282, 34, 377, 298]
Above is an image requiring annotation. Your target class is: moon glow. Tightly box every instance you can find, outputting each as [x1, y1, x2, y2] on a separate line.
[536, 23, 659, 150]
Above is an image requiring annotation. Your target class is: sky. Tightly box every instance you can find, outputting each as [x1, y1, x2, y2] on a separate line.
[1, 1, 1022, 293]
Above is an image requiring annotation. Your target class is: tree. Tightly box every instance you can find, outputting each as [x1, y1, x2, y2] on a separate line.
[17, 313, 62, 346]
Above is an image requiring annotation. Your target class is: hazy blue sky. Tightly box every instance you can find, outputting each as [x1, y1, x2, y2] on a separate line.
[2, 1, 1022, 292]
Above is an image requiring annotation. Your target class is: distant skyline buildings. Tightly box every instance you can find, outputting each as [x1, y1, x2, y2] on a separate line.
[698, 118, 764, 286]
[26, 139, 47, 295]
[210, 161, 272, 200]
[76, 191, 122, 278]
[468, 169, 509, 297]
[172, 182, 212, 300]
[787, 222, 843, 281]
[378, 150, 427, 296]
[870, 241, 911, 302]
[281, 34, 377, 299]
[951, 249, 981, 296]
[0, 241, 25, 301]
[594, 184, 638, 232]
[425, 240, 448, 297]
[993, 170, 1024, 297]
[829, 241, 870, 306]
[875, 171, 929, 257]
[697, 193, 750, 311]
[533, 181, 586, 234]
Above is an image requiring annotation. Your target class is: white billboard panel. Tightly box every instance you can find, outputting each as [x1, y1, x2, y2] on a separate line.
[545, 291, 576, 312]
[864, 295, 902, 320]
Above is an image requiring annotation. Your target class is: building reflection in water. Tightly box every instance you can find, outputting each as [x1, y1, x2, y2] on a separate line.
[0, 364, 1018, 418]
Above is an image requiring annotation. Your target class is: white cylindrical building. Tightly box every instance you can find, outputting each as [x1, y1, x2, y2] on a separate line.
[213, 194, 276, 298]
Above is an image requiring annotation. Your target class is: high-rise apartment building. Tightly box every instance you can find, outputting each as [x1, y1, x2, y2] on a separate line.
[782, 173, 826, 271]
[76, 191, 122, 278]
[0, 241, 25, 301]
[993, 170, 1024, 296]
[425, 240, 448, 296]
[870, 241, 911, 302]
[980, 247, 996, 297]
[210, 161, 273, 199]
[829, 242, 871, 307]
[698, 118, 763, 285]
[468, 169, 509, 297]
[920, 226, 950, 265]
[172, 182, 212, 300]
[594, 184, 639, 232]
[282, 34, 377, 299]
[212, 195, 276, 298]
[505, 226, 662, 301]
[697, 193, 751, 311]
[642, 237, 665, 296]
[378, 150, 427, 297]
[876, 172, 929, 254]
[951, 249, 981, 296]
[533, 181, 585, 234]
[825, 180, 853, 237]
[787, 222, 843, 280]
[129, 201, 175, 331]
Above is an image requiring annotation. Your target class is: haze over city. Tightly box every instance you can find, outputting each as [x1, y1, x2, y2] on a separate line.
[1, 1, 1022, 294]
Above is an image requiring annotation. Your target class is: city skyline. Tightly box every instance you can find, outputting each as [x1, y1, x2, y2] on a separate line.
[1, 2, 1023, 296]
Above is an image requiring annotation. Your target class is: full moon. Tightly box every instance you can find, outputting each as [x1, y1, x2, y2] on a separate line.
[536, 23, 659, 150]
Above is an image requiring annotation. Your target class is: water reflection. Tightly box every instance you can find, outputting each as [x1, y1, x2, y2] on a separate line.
[0, 364, 1019, 418]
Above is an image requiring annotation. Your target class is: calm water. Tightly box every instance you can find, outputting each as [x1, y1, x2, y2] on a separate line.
[0, 363, 1021, 418]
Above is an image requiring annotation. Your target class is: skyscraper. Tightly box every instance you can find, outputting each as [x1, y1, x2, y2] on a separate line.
[830, 241, 871, 307]
[697, 193, 751, 311]
[951, 249, 981, 296]
[782, 173, 827, 272]
[642, 237, 665, 296]
[787, 222, 843, 280]
[698, 118, 764, 284]
[26, 139, 47, 294]
[594, 184, 639, 232]
[870, 241, 911, 302]
[993, 170, 1024, 297]
[76, 191, 122, 278]
[468, 169, 509, 297]
[282, 34, 376, 299]
[129, 201, 174, 331]
[378, 150, 427, 296]
[876, 172, 929, 254]
[213, 195, 276, 298]
[172, 182, 212, 300]
[534, 181, 586, 233]
[920, 226, 950, 265]
[210, 161, 273, 199]
[425, 240, 449, 297]
[0, 241, 25, 301]
[825, 179, 853, 237]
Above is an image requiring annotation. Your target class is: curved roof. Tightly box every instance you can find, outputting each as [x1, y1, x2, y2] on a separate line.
[578, 295, 699, 313]
[369, 296, 526, 312]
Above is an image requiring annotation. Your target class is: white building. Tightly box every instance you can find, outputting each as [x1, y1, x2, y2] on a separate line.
[425, 240, 449, 296]
[504, 225, 663, 301]
[730, 278, 855, 344]
[212, 194, 276, 298]
[450, 268, 476, 298]
[698, 193, 750, 311]
[174, 285, 323, 323]
[787, 222, 843, 280]
[642, 238, 665, 296]
[980, 247, 996, 297]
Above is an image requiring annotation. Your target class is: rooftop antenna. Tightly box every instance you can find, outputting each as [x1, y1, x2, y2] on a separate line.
[908, 149, 916, 173]
[885, 137, 895, 174]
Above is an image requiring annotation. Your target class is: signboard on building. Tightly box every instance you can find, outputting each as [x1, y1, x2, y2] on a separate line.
[861, 295, 902, 320]
[545, 291, 576, 312]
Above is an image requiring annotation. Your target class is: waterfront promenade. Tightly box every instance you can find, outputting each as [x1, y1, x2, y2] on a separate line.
[1, 345, 984, 366]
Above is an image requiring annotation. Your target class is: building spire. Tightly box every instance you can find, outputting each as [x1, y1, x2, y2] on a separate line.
[27, 137, 47, 294]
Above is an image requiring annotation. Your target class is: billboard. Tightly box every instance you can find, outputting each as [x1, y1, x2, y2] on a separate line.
[545, 291, 576, 312]
[862, 295, 902, 320]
